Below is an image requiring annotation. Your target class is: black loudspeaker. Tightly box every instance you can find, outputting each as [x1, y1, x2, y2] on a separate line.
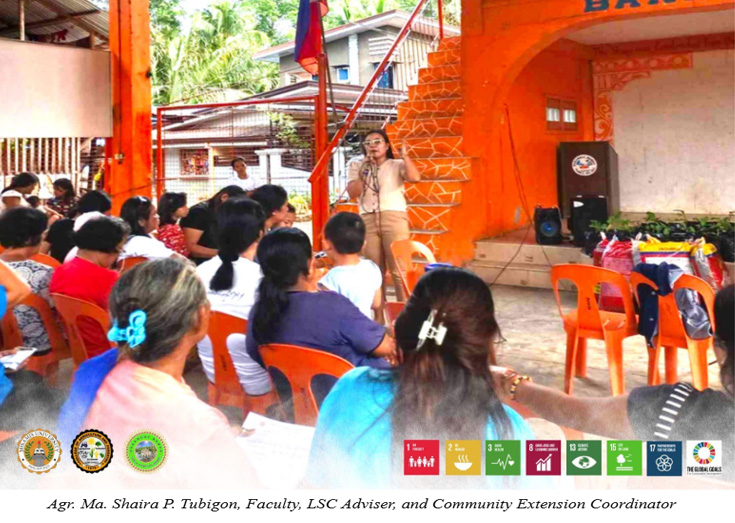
[534, 206, 563, 245]
[570, 196, 608, 247]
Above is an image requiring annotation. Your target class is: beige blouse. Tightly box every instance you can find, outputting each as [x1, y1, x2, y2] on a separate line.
[347, 157, 407, 214]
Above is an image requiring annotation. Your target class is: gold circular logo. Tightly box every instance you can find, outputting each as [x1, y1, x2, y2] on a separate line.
[71, 429, 113, 473]
[17, 429, 62, 474]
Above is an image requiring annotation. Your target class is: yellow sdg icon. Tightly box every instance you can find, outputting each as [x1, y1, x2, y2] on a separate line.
[17, 429, 62, 474]
[71, 429, 114, 473]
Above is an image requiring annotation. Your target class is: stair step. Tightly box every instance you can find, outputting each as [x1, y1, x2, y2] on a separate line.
[406, 180, 467, 205]
[468, 261, 559, 290]
[411, 157, 472, 181]
[411, 230, 448, 257]
[473, 239, 592, 266]
[408, 204, 455, 232]
[396, 135, 464, 158]
[437, 36, 461, 52]
[418, 63, 461, 83]
[409, 79, 462, 101]
[391, 116, 463, 138]
[397, 98, 464, 119]
[428, 48, 461, 67]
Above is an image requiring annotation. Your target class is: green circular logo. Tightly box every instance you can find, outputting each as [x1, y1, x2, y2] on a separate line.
[125, 431, 167, 472]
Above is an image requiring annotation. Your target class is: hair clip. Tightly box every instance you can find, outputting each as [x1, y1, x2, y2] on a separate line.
[107, 310, 147, 349]
[417, 309, 447, 349]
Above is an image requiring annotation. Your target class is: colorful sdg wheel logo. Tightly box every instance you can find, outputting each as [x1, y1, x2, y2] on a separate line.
[692, 442, 716, 465]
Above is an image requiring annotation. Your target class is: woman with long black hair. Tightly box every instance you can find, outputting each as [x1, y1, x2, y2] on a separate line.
[306, 267, 534, 488]
[119, 196, 182, 261]
[157, 192, 190, 256]
[246, 228, 398, 374]
[47, 178, 78, 217]
[180, 185, 246, 264]
[196, 197, 271, 396]
[346, 129, 421, 303]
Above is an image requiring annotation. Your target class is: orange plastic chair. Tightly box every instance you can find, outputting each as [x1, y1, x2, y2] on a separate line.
[259, 343, 354, 426]
[50, 293, 111, 367]
[0, 293, 70, 386]
[384, 301, 405, 334]
[119, 256, 148, 274]
[205, 311, 280, 417]
[630, 273, 715, 390]
[390, 239, 436, 297]
[30, 253, 61, 269]
[550, 265, 639, 396]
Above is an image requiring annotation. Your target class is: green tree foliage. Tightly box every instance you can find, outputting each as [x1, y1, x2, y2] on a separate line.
[151, 0, 278, 105]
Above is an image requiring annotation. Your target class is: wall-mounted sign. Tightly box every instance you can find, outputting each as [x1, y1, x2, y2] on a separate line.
[572, 154, 598, 176]
[584, 0, 692, 13]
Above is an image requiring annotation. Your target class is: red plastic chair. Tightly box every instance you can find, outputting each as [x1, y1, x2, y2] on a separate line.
[550, 265, 639, 396]
[0, 293, 70, 386]
[630, 273, 715, 390]
[390, 239, 436, 297]
[50, 293, 111, 367]
[259, 343, 354, 426]
[119, 256, 148, 274]
[206, 311, 280, 417]
[30, 253, 61, 269]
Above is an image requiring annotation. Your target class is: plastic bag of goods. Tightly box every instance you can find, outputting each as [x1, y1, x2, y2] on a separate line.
[691, 239, 729, 291]
[636, 238, 695, 275]
[599, 237, 634, 312]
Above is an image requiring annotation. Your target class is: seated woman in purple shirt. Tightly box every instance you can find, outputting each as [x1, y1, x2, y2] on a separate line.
[246, 228, 398, 408]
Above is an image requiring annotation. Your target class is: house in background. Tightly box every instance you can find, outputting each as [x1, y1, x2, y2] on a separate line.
[154, 11, 459, 202]
[253, 10, 459, 91]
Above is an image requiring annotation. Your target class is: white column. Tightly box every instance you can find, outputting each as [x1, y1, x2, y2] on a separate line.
[267, 148, 287, 181]
[255, 149, 269, 185]
[348, 34, 360, 85]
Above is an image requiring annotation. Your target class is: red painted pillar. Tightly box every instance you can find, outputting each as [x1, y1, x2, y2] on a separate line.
[107, 0, 152, 213]
[311, 54, 329, 251]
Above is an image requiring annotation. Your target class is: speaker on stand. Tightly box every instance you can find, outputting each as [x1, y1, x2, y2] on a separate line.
[534, 206, 563, 245]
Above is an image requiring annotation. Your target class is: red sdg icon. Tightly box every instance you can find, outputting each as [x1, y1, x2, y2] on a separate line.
[526, 440, 562, 476]
[404, 440, 440, 475]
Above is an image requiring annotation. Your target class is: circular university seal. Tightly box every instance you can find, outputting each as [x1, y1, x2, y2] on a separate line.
[126, 431, 167, 472]
[71, 429, 113, 473]
[17, 429, 62, 474]
[571, 154, 598, 176]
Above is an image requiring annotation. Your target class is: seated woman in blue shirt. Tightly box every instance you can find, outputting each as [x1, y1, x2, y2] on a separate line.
[306, 267, 535, 488]
[245, 228, 399, 408]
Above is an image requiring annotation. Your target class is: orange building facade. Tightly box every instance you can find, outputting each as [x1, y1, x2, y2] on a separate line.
[389, 0, 734, 265]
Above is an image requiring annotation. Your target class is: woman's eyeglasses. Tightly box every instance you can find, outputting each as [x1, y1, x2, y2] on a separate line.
[363, 138, 385, 147]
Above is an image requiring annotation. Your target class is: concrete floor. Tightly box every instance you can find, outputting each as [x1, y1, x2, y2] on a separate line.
[490, 284, 721, 397]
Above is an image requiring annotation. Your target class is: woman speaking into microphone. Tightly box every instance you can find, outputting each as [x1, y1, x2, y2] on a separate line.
[346, 129, 421, 304]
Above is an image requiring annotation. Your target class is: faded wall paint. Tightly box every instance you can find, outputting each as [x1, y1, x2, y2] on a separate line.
[613, 48, 735, 214]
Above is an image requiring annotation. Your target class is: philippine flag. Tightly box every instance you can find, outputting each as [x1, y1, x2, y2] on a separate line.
[294, 0, 329, 75]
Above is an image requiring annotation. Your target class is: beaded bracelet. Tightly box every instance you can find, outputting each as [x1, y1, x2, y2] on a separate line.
[509, 375, 532, 401]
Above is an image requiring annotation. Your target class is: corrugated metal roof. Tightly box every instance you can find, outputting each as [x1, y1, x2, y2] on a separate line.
[0, 0, 108, 43]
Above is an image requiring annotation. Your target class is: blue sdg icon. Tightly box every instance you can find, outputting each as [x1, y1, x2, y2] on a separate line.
[646, 442, 682, 477]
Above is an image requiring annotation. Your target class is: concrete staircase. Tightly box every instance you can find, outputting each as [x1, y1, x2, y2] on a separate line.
[468, 228, 593, 290]
[385, 37, 468, 254]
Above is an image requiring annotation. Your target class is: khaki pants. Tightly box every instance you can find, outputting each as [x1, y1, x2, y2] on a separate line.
[362, 210, 410, 302]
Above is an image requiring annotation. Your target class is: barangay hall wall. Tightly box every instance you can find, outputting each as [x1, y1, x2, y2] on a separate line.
[613, 48, 735, 214]
[440, 0, 734, 265]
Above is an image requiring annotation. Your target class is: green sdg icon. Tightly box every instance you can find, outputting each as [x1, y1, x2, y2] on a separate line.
[566, 440, 602, 476]
[485, 440, 521, 476]
[607, 440, 642, 476]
